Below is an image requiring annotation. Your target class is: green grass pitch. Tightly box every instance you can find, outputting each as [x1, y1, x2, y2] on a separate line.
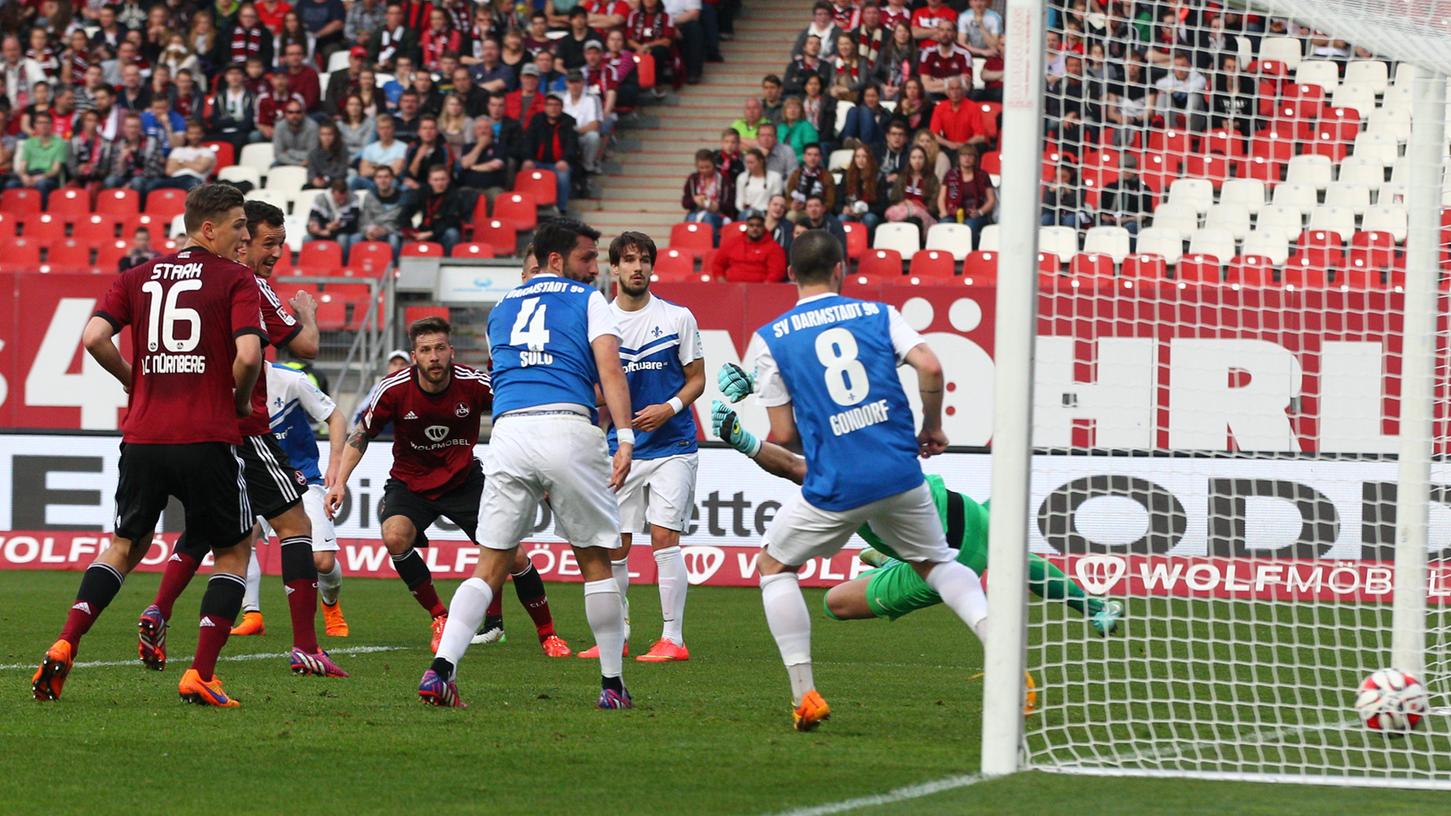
[1, 570, 1447, 815]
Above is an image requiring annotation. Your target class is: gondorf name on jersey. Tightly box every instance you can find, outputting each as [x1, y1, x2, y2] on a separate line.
[829, 398, 892, 437]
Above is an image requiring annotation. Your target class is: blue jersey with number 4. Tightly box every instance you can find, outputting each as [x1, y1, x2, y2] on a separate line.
[756, 295, 921, 512]
[489, 274, 605, 417]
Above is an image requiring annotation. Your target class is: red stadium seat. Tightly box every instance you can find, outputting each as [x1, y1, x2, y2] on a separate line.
[1176, 253, 1223, 284]
[474, 218, 517, 257]
[1037, 251, 1060, 275]
[1307, 117, 1359, 162]
[1200, 129, 1246, 159]
[2, 188, 43, 221]
[97, 188, 141, 223]
[46, 240, 93, 271]
[1282, 256, 1330, 288]
[72, 214, 119, 244]
[1042, 149, 1077, 183]
[299, 240, 344, 271]
[4, 238, 42, 270]
[1226, 255, 1274, 288]
[962, 251, 997, 284]
[1069, 252, 1115, 279]
[669, 222, 714, 256]
[314, 298, 348, 330]
[651, 249, 697, 281]
[978, 151, 1001, 176]
[1296, 229, 1346, 265]
[1281, 83, 1326, 120]
[1148, 129, 1191, 162]
[857, 248, 903, 278]
[1182, 154, 1231, 189]
[47, 188, 91, 223]
[491, 192, 539, 232]
[1250, 132, 1295, 164]
[144, 188, 187, 223]
[347, 241, 393, 275]
[908, 250, 955, 279]
[450, 242, 497, 258]
[635, 52, 656, 90]
[1258, 59, 1289, 80]
[1236, 155, 1283, 184]
[513, 169, 557, 208]
[0, 212, 14, 237]
[96, 240, 129, 272]
[23, 214, 67, 244]
[1348, 231, 1396, 280]
[1121, 253, 1167, 280]
[841, 220, 868, 260]
[202, 141, 235, 172]
[1139, 152, 1178, 194]
[401, 241, 444, 258]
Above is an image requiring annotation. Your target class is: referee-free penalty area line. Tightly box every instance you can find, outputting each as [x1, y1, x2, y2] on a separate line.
[0, 644, 406, 671]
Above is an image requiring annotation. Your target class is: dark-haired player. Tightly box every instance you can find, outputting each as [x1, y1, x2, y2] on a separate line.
[137, 199, 346, 679]
[33, 183, 264, 707]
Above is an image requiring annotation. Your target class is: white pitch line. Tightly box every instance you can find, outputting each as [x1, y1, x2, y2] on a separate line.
[0, 644, 406, 671]
[765, 773, 987, 816]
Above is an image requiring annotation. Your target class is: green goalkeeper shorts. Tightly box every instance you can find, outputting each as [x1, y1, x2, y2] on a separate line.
[862, 561, 942, 621]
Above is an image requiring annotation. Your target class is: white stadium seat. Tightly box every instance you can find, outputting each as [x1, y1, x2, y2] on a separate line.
[1260, 36, 1304, 69]
[264, 165, 308, 194]
[978, 223, 1000, 251]
[217, 166, 261, 188]
[1270, 182, 1318, 216]
[1336, 156, 1385, 191]
[1343, 60, 1389, 94]
[925, 223, 975, 260]
[1361, 204, 1408, 243]
[1286, 155, 1333, 191]
[1133, 227, 1183, 265]
[238, 143, 274, 175]
[1295, 60, 1340, 94]
[1187, 228, 1235, 264]
[1324, 182, 1371, 216]
[1219, 178, 1266, 216]
[873, 222, 920, 256]
[1204, 203, 1251, 240]
[1083, 226, 1131, 264]
[1308, 205, 1356, 242]
[1256, 204, 1305, 240]
[1038, 226, 1080, 263]
[1168, 178, 1214, 215]
[1242, 229, 1290, 265]
[1151, 203, 1198, 236]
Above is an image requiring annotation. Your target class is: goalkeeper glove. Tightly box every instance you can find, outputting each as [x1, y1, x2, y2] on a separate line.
[717, 362, 756, 404]
[711, 400, 761, 458]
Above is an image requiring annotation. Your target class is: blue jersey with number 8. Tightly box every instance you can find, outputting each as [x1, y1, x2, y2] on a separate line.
[489, 275, 604, 417]
[755, 294, 922, 512]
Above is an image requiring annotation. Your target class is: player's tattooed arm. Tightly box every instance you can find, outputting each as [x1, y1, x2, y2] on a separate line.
[347, 425, 369, 451]
[904, 343, 948, 457]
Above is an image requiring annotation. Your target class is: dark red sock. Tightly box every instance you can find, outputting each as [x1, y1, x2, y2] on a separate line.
[59, 563, 125, 649]
[512, 563, 555, 639]
[152, 549, 201, 619]
[285, 579, 320, 653]
[411, 581, 447, 619]
[393, 548, 447, 618]
[487, 592, 503, 618]
[191, 573, 245, 681]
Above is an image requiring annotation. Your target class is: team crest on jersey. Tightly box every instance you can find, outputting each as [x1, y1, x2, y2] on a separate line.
[293, 470, 307, 487]
[455, 402, 470, 418]
[651, 326, 663, 338]
[425, 425, 450, 442]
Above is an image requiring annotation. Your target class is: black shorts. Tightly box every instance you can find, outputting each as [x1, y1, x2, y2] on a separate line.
[114, 442, 253, 549]
[240, 433, 306, 520]
[380, 460, 484, 545]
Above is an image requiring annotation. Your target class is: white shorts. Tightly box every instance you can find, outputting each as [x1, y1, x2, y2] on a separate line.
[617, 453, 698, 534]
[762, 481, 954, 568]
[258, 484, 338, 552]
[476, 412, 621, 551]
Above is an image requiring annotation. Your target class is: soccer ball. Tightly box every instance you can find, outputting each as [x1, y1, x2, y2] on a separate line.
[1354, 668, 1429, 735]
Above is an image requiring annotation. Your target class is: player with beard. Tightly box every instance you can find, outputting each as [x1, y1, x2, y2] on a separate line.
[33, 183, 264, 706]
[136, 200, 347, 679]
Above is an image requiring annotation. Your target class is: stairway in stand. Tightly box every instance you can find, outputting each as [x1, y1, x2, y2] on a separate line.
[578, 0, 814, 251]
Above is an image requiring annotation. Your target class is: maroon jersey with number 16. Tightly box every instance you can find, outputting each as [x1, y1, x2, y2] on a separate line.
[93, 247, 266, 445]
[362, 365, 493, 499]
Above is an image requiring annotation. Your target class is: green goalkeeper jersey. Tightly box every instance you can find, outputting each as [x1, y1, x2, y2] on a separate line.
[856, 474, 990, 572]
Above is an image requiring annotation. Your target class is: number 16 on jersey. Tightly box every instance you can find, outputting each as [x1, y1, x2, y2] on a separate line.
[511, 297, 554, 366]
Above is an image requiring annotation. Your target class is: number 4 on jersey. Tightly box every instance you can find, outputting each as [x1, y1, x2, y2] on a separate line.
[510, 297, 551, 351]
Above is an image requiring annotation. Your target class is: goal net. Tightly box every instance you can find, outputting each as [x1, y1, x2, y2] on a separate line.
[988, 0, 1451, 788]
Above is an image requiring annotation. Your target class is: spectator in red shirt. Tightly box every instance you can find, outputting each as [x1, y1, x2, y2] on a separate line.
[711, 211, 787, 282]
[419, 7, 460, 73]
[909, 0, 955, 46]
[929, 76, 991, 154]
[506, 64, 548, 123]
[256, 0, 293, 35]
[937, 145, 995, 248]
[918, 20, 971, 97]
[282, 41, 322, 112]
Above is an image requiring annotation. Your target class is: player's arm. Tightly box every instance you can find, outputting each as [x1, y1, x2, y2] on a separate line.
[277, 288, 319, 359]
[292, 369, 346, 487]
[713, 401, 808, 484]
[325, 421, 370, 518]
[905, 343, 946, 457]
[322, 407, 347, 487]
[82, 316, 132, 391]
[633, 357, 704, 432]
[233, 334, 263, 417]
[594, 334, 634, 490]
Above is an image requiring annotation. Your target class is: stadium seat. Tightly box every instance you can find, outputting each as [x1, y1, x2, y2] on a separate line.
[857, 248, 904, 278]
[97, 188, 141, 223]
[1226, 255, 1275, 287]
[1379, 182, 1407, 207]
[1138, 152, 1178, 194]
[46, 240, 92, 270]
[1068, 252, 1115, 279]
[1241, 230, 1291, 265]
[1037, 226, 1079, 263]
[925, 223, 974, 260]
[266, 165, 308, 195]
[402, 242, 444, 258]
[96, 240, 129, 272]
[72, 214, 118, 244]
[1336, 156, 1385, 192]
[1324, 183, 1371, 216]
[978, 150, 1001, 176]
[348, 242, 393, 275]
[474, 218, 517, 257]
[1295, 59, 1340, 93]
[1121, 253, 1168, 280]
[1083, 226, 1131, 264]
[314, 298, 348, 331]
[23, 214, 66, 244]
[1260, 36, 1304, 70]
[1329, 85, 1375, 119]
[1360, 205, 1407, 244]
[1218, 178, 1265, 216]
[1147, 128, 1190, 159]
[490, 192, 539, 232]
[238, 143, 274, 175]
[1285, 155, 1333, 191]
[1256, 204, 1305, 241]
[1150, 203, 1198, 237]
[2, 188, 43, 221]
[166, 213, 187, 240]
[669, 222, 714, 256]
[961, 251, 997, 284]
[1200, 129, 1246, 159]
[1343, 59, 1390, 94]
[1308, 206, 1356, 243]
[1187, 228, 1235, 264]
[827, 148, 853, 172]
[1347, 231, 1397, 282]
[1236, 155, 1283, 185]
[1133, 227, 1182, 265]
[1363, 110, 1410, 146]
[450, 242, 497, 259]
[145, 188, 187, 223]
[283, 214, 306, 253]
[247, 189, 289, 213]
[218, 165, 262, 188]
[4, 237, 41, 270]
[1282, 255, 1331, 288]
[299, 240, 345, 271]
[46, 189, 91, 224]
[1036, 251, 1060, 275]
[1308, 114, 1360, 163]
[841, 220, 868, 260]
[1181, 154, 1231, 189]
[202, 141, 235, 173]
[651, 249, 696, 281]
[874, 223, 921, 256]
[977, 224, 1000, 252]
[1270, 182, 1317, 217]
[513, 169, 558, 208]
[1168, 178, 1214, 215]
[908, 250, 955, 279]
[0, 212, 14, 237]
[1204, 203, 1251, 240]
[1176, 253, 1223, 284]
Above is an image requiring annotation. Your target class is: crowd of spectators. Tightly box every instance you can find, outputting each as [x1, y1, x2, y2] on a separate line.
[0, 0, 740, 261]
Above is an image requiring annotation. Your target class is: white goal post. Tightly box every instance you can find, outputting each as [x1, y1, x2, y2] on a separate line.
[982, 0, 1451, 788]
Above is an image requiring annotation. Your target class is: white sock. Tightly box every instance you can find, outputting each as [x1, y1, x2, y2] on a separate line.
[242, 548, 262, 613]
[436, 577, 492, 667]
[760, 572, 813, 705]
[611, 557, 631, 638]
[654, 546, 687, 645]
[583, 578, 625, 679]
[924, 561, 989, 645]
[318, 561, 342, 605]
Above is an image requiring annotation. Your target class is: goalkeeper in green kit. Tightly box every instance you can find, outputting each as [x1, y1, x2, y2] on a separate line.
[713, 364, 1124, 634]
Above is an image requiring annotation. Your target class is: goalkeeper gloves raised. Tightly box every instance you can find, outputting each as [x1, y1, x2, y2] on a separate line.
[717, 362, 756, 404]
[711, 400, 761, 458]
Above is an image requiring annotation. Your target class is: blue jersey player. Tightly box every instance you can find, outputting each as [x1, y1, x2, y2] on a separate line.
[740, 230, 991, 731]
[579, 231, 704, 664]
[420, 219, 638, 710]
